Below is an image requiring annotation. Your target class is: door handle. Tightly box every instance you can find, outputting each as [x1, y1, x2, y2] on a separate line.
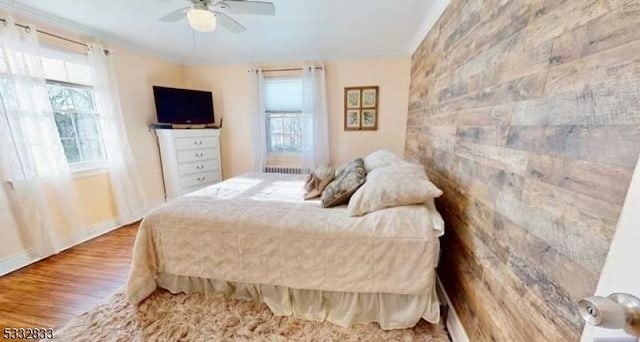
[579, 293, 640, 337]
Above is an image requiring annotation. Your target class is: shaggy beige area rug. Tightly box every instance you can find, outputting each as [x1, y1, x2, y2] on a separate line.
[58, 289, 450, 341]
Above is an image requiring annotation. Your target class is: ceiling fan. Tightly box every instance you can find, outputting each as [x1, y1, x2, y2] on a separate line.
[159, 0, 276, 33]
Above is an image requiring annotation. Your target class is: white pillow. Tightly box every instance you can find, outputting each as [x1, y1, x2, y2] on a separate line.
[348, 163, 443, 216]
[363, 149, 403, 172]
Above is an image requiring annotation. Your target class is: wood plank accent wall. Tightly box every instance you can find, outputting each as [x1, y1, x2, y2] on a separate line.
[405, 0, 640, 340]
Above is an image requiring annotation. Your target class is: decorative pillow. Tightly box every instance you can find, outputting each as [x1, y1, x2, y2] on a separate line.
[321, 159, 366, 208]
[333, 159, 351, 178]
[304, 165, 335, 200]
[363, 149, 403, 172]
[348, 163, 443, 216]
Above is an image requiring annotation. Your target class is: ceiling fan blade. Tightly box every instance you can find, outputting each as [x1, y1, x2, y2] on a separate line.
[214, 11, 247, 33]
[221, 0, 275, 15]
[159, 7, 188, 22]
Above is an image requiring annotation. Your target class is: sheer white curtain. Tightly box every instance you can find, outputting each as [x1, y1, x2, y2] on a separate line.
[249, 68, 267, 172]
[301, 65, 330, 171]
[0, 18, 84, 256]
[88, 43, 148, 225]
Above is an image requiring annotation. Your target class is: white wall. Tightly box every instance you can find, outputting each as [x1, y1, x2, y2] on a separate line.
[113, 48, 185, 205]
[325, 57, 411, 166]
[183, 56, 411, 178]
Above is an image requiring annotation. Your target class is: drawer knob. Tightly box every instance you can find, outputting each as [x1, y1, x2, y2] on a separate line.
[197, 176, 206, 182]
[196, 164, 204, 170]
[195, 153, 203, 158]
[194, 140, 203, 146]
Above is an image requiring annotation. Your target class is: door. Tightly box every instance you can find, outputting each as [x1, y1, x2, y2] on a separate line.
[581, 156, 640, 341]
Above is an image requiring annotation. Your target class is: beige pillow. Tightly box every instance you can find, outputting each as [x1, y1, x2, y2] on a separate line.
[363, 149, 403, 172]
[320, 159, 366, 208]
[348, 163, 443, 216]
[304, 165, 335, 200]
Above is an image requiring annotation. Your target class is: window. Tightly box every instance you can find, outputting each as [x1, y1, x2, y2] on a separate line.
[47, 81, 105, 166]
[42, 49, 106, 169]
[264, 78, 309, 154]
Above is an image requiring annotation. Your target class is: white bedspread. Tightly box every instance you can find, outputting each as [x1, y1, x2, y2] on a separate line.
[127, 173, 444, 304]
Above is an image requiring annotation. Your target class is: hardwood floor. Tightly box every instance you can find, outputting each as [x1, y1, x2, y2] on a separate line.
[0, 223, 138, 330]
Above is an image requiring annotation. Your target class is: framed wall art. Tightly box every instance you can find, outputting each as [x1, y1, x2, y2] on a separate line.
[361, 109, 377, 130]
[345, 109, 361, 129]
[344, 86, 378, 131]
[346, 89, 361, 109]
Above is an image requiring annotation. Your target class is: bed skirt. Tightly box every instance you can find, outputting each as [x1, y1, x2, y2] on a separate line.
[156, 273, 440, 330]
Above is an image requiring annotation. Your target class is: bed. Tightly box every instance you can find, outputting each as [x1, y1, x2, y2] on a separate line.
[126, 172, 444, 329]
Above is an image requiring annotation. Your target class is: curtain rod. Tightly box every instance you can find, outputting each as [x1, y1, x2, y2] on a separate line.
[0, 17, 89, 48]
[249, 66, 324, 73]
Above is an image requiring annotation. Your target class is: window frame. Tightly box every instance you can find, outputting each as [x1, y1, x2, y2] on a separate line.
[265, 110, 310, 157]
[46, 79, 108, 173]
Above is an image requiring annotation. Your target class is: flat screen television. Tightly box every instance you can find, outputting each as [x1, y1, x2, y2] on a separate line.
[153, 86, 215, 124]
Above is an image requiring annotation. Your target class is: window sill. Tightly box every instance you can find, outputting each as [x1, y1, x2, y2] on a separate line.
[70, 164, 109, 178]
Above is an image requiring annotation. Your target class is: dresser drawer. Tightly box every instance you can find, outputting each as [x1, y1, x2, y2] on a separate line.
[177, 160, 219, 176]
[179, 172, 220, 188]
[175, 137, 219, 150]
[177, 148, 218, 163]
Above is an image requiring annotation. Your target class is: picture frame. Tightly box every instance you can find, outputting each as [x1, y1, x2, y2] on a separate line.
[361, 109, 377, 130]
[344, 86, 379, 131]
[361, 87, 378, 108]
[345, 109, 361, 130]
[345, 89, 361, 109]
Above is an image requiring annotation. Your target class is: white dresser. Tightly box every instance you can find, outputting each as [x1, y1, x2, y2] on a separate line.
[156, 128, 222, 199]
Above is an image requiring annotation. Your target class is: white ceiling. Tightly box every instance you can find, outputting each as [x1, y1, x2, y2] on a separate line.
[2, 0, 438, 65]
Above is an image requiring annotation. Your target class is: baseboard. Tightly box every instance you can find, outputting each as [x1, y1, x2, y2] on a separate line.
[437, 276, 470, 342]
[0, 250, 34, 277]
[65, 218, 120, 249]
[0, 218, 122, 277]
[0, 199, 162, 277]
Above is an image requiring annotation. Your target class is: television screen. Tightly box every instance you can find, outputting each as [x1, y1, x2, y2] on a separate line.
[153, 86, 215, 124]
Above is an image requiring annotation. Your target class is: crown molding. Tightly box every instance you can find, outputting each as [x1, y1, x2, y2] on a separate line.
[0, 0, 186, 65]
[407, 0, 450, 55]
[183, 49, 411, 67]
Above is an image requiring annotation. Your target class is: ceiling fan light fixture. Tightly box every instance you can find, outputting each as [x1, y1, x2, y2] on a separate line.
[187, 8, 217, 32]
